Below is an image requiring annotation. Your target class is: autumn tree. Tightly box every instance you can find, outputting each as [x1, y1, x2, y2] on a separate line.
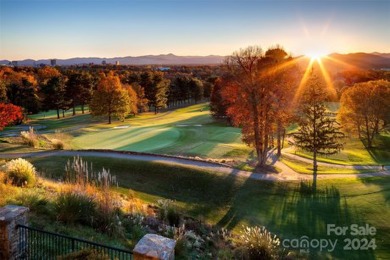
[0, 103, 23, 130]
[0, 79, 8, 102]
[131, 83, 149, 112]
[264, 47, 299, 156]
[1, 69, 40, 114]
[221, 45, 298, 166]
[90, 72, 130, 124]
[124, 84, 138, 115]
[291, 76, 344, 192]
[338, 80, 390, 147]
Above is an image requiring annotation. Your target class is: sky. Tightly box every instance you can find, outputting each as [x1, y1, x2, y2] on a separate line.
[0, 0, 389, 60]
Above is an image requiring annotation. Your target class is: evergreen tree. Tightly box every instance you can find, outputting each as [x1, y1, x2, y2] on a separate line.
[41, 76, 68, 119]
[291, 75, 344, 192]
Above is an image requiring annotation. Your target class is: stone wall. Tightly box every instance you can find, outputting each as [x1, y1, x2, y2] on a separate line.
[0, 205, 29, 260]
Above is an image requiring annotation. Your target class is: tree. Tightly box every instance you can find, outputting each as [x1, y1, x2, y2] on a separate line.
[41, 76, 69, 119]
[189, 77, 204, 103]
[140, 71, 169, 114]
[0, 79, 8, 102]
[338, 80, 390, 147]
[124, 84, 138, 115]
[221, 45, 298, 167]
[131, 83, 149, 112]
[291, 75, 344, 192]
[89, 72, 130, 124]
[1, 69, 40, 114]
[210, 77, 229, 119]
[65, 71, 94, 115]
[0, 103, 23, 130]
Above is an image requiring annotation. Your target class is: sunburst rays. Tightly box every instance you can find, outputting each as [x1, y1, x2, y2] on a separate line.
[293, 54, 349, 104]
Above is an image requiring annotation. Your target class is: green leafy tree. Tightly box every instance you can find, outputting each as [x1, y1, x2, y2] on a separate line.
[210, 77, 229, 119]
[41, 76, 69, 119]
[189, 77, 204, 103]
[90, 72, 130, 124]
[140, 71, 169, 113]
[65, 71, 94, 115]
[291, 75, 344, 192]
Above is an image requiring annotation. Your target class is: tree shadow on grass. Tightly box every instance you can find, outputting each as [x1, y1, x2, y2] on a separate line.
[216, 177, 376, 259]
[355, 176, 390, 259]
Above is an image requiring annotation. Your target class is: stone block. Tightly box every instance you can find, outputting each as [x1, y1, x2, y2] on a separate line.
[133, 234, 176, 260]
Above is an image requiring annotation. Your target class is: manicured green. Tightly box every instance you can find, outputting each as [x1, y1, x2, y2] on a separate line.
[27, 155, 390, 259]
[281, 156, 379, 175]
[286, 133, 390, 165]
[61, 103, 250, 160]
[2, 103, 388, 169]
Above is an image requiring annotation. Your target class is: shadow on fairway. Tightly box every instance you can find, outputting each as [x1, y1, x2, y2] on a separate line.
[216, 177, 376, 259]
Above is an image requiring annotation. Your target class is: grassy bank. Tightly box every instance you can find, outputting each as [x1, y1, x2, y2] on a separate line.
[17, 155, 390, 259]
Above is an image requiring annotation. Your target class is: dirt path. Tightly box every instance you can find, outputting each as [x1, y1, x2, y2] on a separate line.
[1, 150, 389, 182]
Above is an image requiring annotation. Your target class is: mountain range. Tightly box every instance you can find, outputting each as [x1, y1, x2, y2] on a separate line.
[0, 54, 225, 66]
[1, 52, 389, 69]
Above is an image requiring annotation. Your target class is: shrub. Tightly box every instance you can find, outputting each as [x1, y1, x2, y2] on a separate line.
[65, 156, 117, 188]
[238, 225, 281, 260]
[64, 157, 122, 236]
[4, 158, 36, 187]
[58, 248, 110, 260]
[8, 189, 51, 215]
[51, 139, 64, 150]
[55, 191, 96, 225]
[157, 199, 180, 226]
[0, 171, 18, 206]
[20, 127, 38, 147]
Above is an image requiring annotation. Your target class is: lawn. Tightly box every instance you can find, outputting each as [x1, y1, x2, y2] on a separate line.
[23, 155, 390, 259]
[14, 103, 252, 161]
[1, 103, 388, 168]
[285, 133, 390, 166]
[281, 156, 380, 175]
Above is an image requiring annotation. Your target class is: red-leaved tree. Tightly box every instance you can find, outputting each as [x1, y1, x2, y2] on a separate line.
[0, 103, 23, 130]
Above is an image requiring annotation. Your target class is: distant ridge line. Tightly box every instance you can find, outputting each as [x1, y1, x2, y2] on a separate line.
[0, 53, 226, 66]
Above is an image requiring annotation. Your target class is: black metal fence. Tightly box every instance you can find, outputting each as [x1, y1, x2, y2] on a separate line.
[17, 224, 133, 259]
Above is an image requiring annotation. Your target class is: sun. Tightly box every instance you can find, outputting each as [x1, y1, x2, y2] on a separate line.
[306, 50, 327, 61]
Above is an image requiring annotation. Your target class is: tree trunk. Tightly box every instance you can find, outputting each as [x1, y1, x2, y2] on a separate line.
[72, 105, 76, 116]
[62, 110, 65, 118]
[81, 104, 85, 114]
[277, 121, 282, 156]
[282, 129, 286, 149]
[313, 149, 318, 193]
[253, 103, 264, 167]
[56, 108, 60, 119]
[365, 116, 372, 148]
[108, 113, 111, 124]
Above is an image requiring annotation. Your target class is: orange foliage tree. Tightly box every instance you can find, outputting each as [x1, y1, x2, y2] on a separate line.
[90, 72, 130, 124]
[338, 80, 390, 147]
[221, 46, 298, 166]
[0, 103, 23, 130]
